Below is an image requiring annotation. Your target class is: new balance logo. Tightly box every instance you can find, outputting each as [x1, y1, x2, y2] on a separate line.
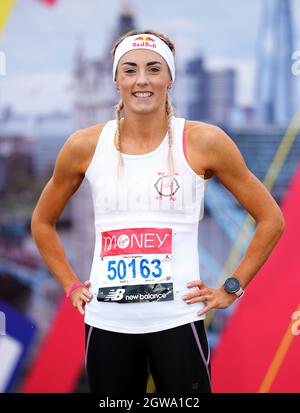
[105, 288, 125, 301]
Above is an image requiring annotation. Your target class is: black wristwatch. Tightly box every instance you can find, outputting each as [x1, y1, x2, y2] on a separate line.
[223, 277, 244, 298]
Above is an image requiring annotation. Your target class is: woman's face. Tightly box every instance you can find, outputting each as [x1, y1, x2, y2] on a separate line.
[115, 49, 173, 115]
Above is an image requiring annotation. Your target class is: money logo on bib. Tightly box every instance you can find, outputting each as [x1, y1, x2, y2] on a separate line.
[97, 227, 174, 303]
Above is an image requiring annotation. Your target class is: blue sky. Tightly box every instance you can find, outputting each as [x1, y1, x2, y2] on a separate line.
[0, 0, 299, 113]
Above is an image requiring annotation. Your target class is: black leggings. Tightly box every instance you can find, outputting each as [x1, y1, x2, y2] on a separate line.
[85, 320, 211, 393]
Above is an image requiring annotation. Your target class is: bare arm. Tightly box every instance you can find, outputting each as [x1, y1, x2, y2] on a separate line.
[31, 128, 92, 294]
[183, 124, 285, 314]
[208, 126, 285, 289]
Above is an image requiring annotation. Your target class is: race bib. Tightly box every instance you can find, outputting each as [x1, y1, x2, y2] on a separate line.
[97, 227, 174, 303]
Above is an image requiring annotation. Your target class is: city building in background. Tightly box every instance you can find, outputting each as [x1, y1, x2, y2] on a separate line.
[185, 57, 236, 126]
[0, 108, 72, 176]
[255, 0, 295, 125]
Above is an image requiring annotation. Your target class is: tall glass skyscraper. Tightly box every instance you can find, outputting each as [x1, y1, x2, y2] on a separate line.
[255, 0, 295, 125]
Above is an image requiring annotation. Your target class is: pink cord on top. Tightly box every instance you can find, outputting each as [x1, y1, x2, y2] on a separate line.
[183, 128, 187, 161]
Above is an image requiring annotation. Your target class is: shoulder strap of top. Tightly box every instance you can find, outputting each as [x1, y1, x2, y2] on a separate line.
[172, 116, 185, 155]
[84, 120, 115, 179]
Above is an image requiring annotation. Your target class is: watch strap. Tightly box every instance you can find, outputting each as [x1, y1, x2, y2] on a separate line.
[235, 287, 244, 298]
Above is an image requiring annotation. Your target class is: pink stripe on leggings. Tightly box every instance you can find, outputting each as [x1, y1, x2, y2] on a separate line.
[190, 322, 212, 391]
[85, 325, 94, 370]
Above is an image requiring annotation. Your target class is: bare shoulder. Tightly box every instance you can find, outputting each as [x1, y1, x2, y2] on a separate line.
[184, 120, 222, 178]
[185, 119, 224, 149]
[65, 123, 106, 174]
[184, 120, 245, 179]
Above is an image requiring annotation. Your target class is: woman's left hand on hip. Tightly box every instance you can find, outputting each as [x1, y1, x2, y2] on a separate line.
[182, 279, 237, 316]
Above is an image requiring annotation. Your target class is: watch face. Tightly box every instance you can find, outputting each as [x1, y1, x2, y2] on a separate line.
[224, 277, 240, 293]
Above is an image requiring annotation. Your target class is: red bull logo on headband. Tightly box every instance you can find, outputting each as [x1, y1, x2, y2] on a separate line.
[133, 34, 156, 49]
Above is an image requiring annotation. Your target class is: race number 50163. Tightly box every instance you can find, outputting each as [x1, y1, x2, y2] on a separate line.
[107, 258, 162, 281]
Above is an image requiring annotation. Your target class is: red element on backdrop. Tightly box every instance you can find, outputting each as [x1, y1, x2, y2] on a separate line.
[35, 0, 58, 6]
[21, 297, 85, 393]
[212, 165, 300, 392]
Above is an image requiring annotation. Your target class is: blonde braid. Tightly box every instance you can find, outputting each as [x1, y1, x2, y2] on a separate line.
[166, 93, 175, 181]
[114, 99, 124, 179]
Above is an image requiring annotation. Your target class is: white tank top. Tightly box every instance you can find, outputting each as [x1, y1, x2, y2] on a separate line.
[84, 116, 212, 333]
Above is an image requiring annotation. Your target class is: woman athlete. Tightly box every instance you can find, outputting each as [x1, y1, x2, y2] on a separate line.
[31, 30, 285, 393]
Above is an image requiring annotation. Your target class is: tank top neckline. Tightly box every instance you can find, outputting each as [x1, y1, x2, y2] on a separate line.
[112, 119, 170, 159]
